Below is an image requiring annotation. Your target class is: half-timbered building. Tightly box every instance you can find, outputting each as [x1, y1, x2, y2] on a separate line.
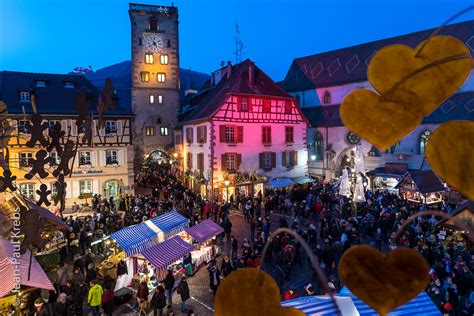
[178, 60, 309, 200]
[0, 71, 135, 207]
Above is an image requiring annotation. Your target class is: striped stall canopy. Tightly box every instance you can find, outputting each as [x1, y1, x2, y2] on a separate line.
[185, 219, 224, 243]
[109, 222, 157, 256]
[141, 236, 193, 271]
[0, 239, 54, 298]
[282, 296, 359, 316]
[338, 287, 441, 316]
[147, 210, 189, 240]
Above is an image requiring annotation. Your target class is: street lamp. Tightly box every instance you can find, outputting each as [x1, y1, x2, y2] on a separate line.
[224, 180, 230, 203]
[173, 152, 178, 159]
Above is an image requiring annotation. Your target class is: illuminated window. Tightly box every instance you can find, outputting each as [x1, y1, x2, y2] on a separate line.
[160, 54, 169, 65]
[64, 82, 74, 88]
[285, 126, 294, 143]
[20, 91, 31, 102]
[140, 71, 150, 82]
[51, 183, 58, 198]
[158, 95, 163, 104]
[20, 184, 35, 199]
[419, 130, 431, 155]
[146, 127, 155, 136]
[225, 126, 235, 143]
[19, 153, 33, 168]
[160, 127, 169, 136]
[262, 126, 271, 144]
[226, 153, 236, 171]
[149, 17, 158, 31]
[145, 53, 154, 64]
[157, 73, 166, 83]
[149, 94, 155, 104]
[79, 151, 92, 166]
[323, 91, 331, 104]
[187, 152, 193, 169]
[79, 180, 93, 195]
[17, 120, 29, 134]
[36, 81, 46, 87]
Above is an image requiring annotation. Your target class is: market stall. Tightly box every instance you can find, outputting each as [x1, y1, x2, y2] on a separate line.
[437, 200, 473, 243]
[395, 170, 446, 205]
[182, 219, 224, 272]
[268, 177, 296, 189]
[366, 163, 410, 192]
[0, 239, 54, 315]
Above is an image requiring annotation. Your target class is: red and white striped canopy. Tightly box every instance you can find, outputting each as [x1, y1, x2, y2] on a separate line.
[141, 236, 193, 271]
[0, 239, 54, 298]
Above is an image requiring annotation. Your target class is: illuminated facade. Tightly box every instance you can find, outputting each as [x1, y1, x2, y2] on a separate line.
[179, 60, 309, 200]
[0, 71, 134, 208]
[129, 3, 180, 164]
[281, 20, 474, 183]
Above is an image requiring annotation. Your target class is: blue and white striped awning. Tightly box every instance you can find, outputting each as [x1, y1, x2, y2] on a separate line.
[282, 296, 359, 315]
[147, 210, 189, 240]
[338, 287, 441, 316]
[109, 222, 157, 256]
[141, 236, 193, 271]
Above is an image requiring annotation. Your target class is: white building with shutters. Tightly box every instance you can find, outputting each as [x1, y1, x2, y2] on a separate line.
[178, 60, 309, 201]
[1, 71, 135, 208]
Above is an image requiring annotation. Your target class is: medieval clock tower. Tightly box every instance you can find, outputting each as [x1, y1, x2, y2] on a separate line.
[129, 3, 180, 168]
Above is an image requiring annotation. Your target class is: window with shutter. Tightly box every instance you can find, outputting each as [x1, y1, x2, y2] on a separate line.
[240, 97, 248, 112]
[197, 153, 204, 172]
[262, 99, 271, 113]
[271, 152, 276, 168]
[259, 153, 264, 169]
[284, 100, 292, 114]
[292, 151, 298, 166]
[225, 126, 235, 143]
[236, 126, 243, 143]
[186, 128, 193, 143]
[221, 154, 227, 172]
[198, 126, 207, 143]
[262, 126, 271, 144]
[261, 152, 272, 170]
[187, 152, 193, 169]
[285, 126, 294, 143]
[236, 154, 242, 170]
[220, 125, 226, 143]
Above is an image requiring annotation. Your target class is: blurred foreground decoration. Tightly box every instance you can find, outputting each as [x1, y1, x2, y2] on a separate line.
[340, 35, 472, 150]
[425, 121, 474, 200]
[338, 245, 429, 316]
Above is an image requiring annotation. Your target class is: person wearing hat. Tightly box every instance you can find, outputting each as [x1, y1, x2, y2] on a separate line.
[87, 280, 103, 316]
[177, 276, 190, 313]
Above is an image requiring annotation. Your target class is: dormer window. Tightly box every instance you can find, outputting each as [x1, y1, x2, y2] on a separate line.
[323, 91, 331, 104]
[64, 82, 74, 88]
[35, 81, 46, 87]
[149, 17, 158, 31]
[20, 91, 31, 102]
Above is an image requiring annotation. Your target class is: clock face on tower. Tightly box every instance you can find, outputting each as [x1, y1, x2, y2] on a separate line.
[144, 33, 164, 53]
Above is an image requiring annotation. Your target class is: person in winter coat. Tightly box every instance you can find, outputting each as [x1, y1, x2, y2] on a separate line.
[56, 263, 68, 289]
[208, 264, 221, 296]
[137, 280, 150, 316]
[32, 297, 53, 316]
[101, 284, 115, 316]
[72, 280, 87, 315]
[162, 269, 175, 308]
[53, 293, 68, 316]
[283, 289, 298, 301]
[221, 255, 234, 277]
[87, 280, 103, 316]
[151, 285, 167, 316]
[177, 276, 191, 313]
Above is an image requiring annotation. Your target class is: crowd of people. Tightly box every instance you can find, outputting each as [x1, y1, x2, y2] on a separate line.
[25, 164, 473, 316]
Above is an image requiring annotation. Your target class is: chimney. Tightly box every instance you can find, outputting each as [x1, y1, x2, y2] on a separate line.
[226, 61, 232, 79]
[248, 62, 254, 87]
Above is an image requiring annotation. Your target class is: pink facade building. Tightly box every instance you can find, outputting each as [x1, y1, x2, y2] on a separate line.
[177, 60, 309, 200]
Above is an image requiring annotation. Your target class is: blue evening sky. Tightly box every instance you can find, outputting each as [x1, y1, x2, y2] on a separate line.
[0, 0, 472, 80]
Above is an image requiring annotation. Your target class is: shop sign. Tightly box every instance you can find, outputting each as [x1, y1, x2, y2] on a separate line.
[72, 169, 103, 175]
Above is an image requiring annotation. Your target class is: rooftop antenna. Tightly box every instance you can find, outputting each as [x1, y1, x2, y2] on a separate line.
[234, 21, 244, 64]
